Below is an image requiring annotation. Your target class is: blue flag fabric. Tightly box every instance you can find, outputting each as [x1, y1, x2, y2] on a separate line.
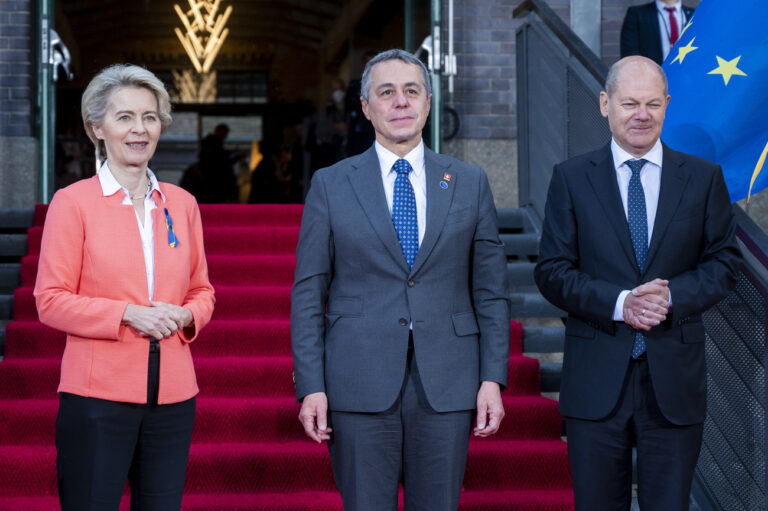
[662, 0, 768, 202]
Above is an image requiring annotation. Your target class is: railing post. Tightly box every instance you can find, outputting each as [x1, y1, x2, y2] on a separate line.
[430, 0, 441, 154]
[36, 0, 54, 203]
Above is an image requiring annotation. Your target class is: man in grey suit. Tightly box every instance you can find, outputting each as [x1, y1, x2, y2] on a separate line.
[291, 49, 510, 510]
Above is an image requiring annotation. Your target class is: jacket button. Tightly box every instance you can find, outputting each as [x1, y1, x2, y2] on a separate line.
[407, 279, 415, 288]
[399, 318, 408, 326]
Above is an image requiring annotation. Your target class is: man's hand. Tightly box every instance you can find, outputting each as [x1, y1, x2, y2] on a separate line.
[298, 392, 332, 443]
[623, 278, 669, 331]
[634, 278, 670, 302]
[474, 381, 504, 437]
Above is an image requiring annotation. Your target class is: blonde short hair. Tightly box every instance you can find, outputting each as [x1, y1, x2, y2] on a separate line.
[81, 64, 172, 162]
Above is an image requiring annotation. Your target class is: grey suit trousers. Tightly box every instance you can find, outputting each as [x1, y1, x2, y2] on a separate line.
[328, 344, 473, 511]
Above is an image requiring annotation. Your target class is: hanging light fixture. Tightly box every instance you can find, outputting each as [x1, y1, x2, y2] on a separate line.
[174, 0, 232, 74]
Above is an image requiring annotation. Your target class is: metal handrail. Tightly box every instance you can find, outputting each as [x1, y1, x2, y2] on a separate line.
[513, 0, 608, 84]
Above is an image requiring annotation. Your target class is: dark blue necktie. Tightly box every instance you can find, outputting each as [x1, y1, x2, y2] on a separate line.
[626, 158, 648, 358]
[391, 158, 419, 269]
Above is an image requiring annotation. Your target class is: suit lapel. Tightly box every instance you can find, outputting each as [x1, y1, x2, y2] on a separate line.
[410, 148, 455, 275]
[586, 144, 639, 272]
[348, 147, 410, 272]
[644, 145, 688, 272]
[683, 7, 694, 26]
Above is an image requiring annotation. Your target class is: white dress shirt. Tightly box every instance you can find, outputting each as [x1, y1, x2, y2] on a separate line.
[375, 140, 427, 246]
[656, 0, 686, 61]
[98, 162, 165, 301]
[610, 138, 671, 320]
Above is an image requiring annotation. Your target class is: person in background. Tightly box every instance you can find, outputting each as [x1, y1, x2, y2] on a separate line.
[249, 141, 300, 203]
[200, 123, 242, 202]
[345, 50, 377, 157]
[620, 0, 695, 65]
[34, 64, 216, 511]
[307, 78, 347, 175]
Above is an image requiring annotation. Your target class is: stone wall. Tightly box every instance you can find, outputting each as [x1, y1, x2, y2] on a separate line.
[0, 0, 37, 207]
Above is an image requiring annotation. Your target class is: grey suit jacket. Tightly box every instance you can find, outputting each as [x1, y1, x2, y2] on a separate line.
[291, 145, 510, 413]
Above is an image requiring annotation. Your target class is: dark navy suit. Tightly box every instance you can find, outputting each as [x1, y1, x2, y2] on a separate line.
[620, 2, 695, 65]
[535, 142, 741, 510]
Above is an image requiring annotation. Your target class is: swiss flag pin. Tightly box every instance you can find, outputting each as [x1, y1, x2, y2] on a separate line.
[443, 173, 452, 182]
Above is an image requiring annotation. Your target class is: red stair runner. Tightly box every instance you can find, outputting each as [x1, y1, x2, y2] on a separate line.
[0, 203, 573, 510]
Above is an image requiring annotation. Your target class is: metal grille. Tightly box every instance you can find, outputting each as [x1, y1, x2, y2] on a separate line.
[523, 21, 566, 221]
[700, 270, 767, 510]
[566, 67, 609, 159]
[517, 15, 609, 222]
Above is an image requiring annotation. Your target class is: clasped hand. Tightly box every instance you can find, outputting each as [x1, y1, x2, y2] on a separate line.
[121, 301, 193, 339]
[623, 278, 669, 331]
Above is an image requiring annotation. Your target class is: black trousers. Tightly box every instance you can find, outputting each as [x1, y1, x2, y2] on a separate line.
[565, 359, 703, 511]
[56, 338, 196, 511]
[327, 338, 474, 511]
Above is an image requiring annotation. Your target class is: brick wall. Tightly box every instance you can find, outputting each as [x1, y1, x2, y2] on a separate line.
[447, 0, 567, 141]
[0, 0, 34, 137]
[447, 0, 699, 141]
[448, 0, 519, 140]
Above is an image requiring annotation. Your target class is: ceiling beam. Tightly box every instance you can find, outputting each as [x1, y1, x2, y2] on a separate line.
[319, 0, 375, 65]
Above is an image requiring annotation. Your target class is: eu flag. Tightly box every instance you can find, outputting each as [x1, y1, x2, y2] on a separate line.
[662, 0, 768, 202]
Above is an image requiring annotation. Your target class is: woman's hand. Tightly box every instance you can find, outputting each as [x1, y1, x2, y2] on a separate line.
[150, 301, 194, 330]
[121, 302, 193, 339]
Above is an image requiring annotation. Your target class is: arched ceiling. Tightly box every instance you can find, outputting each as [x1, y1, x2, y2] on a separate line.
[57, 0, 381, 77]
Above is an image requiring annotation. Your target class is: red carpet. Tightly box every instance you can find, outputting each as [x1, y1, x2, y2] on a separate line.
[0, 204, 573, 510]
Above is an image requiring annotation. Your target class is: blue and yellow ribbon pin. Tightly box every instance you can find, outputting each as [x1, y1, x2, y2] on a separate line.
[164, 208, 179, 247]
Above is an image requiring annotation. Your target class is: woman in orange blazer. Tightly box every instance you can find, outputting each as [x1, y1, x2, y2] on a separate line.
[34, 64, 215, 511]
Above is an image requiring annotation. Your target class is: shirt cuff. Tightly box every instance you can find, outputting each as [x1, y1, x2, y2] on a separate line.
[613, 290, 631, 321]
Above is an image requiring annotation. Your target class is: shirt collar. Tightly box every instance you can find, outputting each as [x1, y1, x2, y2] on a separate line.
[611, 138, 664, 171]
[375, 140, 425, 178]
[97, 161, 166, 202]
[656, 0, 681, 13]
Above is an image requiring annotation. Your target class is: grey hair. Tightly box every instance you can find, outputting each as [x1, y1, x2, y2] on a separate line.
[605, 56, 668, 97]
[81, 64, 172, 162]
[360, 49, 432, 102]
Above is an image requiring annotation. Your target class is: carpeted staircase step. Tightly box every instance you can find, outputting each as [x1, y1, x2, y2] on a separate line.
[457, 489, 574, 510]
[0, 394, 561, 445]
[0, 356, 294, 399]
[4, 319, 522, 360]
[0, 355, 542, 399]
[13, 285, 294, 321]
[0, 440, 569, 497]
[198, 204, 305, 227]
[20, 254, 297, 288]
[29, 204, 304, 228]
[3, 203, 572, 509]
[0, 489, 574, 511]
[25, 225, 301, 256]
[4, 319, 294, 359]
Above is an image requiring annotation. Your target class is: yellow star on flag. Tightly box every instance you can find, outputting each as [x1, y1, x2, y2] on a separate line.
[680, 18, 693, 38]
[707, 55, 747, 85]
[671, 37, 698, 64]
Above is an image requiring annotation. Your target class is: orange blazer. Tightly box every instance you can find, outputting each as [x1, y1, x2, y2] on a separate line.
[34, 176, 215, 404]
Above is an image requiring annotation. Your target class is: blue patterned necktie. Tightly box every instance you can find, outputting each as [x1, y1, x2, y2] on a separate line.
[626, 158, 648, 358]
[391, 158, 419, 269]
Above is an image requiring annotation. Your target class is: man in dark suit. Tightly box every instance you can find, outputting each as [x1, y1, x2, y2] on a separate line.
[534, 56, 741, 510]
[291, 49, 510, 510]
[620, 1, 695, 65]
